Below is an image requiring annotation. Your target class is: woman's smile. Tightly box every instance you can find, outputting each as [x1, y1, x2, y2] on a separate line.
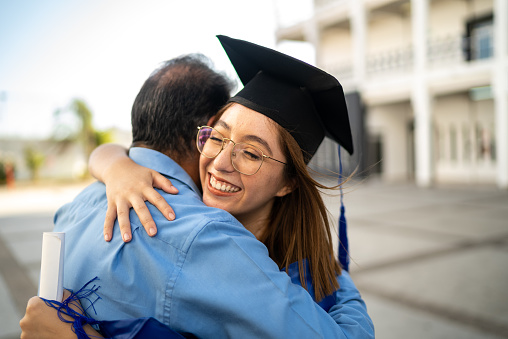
[208, 173, 241, 194]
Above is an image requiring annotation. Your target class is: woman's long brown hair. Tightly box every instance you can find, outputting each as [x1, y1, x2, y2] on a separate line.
[261, 123, 342, 302]
[213, 103, 342, 301]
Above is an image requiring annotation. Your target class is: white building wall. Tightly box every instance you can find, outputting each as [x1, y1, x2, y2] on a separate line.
[367, 102, 411, 181]
[428, 0, 469, 37]
[368, 11, 411, 54]
[320, 27, 353, 70]
[473, 0, 496, 13]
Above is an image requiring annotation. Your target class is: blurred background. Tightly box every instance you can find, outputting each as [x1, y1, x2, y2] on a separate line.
[1, 0, 507, 338]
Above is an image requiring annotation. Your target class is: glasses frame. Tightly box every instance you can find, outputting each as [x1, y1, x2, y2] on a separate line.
[196, 126, 286, 176]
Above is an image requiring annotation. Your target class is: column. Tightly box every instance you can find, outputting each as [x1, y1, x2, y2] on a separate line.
[411, 0, 433, 187]
[494, 0, 508, 189]
[303, 18, 320, 65]
[350, 0, 367, 88]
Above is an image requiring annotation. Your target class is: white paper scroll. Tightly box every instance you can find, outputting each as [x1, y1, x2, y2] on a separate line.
[38, 232, 65, 301]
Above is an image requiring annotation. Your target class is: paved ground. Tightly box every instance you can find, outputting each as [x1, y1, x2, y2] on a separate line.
[0, 178, 507, 338]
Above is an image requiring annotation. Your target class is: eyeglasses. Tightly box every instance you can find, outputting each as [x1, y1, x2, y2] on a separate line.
[196, 126, 286, 175]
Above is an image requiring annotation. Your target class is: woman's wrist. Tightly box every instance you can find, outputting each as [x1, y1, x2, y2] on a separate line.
[89, 144, 129, 183]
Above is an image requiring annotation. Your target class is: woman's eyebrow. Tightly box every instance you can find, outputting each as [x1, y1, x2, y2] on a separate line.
[216, 119, 274, 155]
[243, 135, 273, 156]
[215, 120, 230, 131]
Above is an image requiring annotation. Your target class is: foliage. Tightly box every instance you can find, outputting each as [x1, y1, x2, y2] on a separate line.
[24, 148, 45, 180]
[0, 160, 5, 184]
[53, 98, 113, 163]
[95, 129, 114, 146]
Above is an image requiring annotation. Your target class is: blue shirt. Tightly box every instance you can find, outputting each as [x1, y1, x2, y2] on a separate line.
[54, 147, 374, 338]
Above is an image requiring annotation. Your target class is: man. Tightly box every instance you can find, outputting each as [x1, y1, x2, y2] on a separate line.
[21, 53, 372, 338]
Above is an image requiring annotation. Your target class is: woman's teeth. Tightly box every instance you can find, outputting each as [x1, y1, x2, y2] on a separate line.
[210, 176, 240, 193]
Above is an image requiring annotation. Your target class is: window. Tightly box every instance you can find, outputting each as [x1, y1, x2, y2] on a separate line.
[450, 126, 457, 162]
[462, 124, 471, 163]
[464, 14, 493, 61]
[490, 124, 496, 161]
[476, 123, 495, 162]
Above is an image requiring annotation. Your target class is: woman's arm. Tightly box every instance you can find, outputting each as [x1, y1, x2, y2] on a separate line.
[327, 271, 375, 338]
[89, 144, 178, 242]
[20, 291, 103, 339]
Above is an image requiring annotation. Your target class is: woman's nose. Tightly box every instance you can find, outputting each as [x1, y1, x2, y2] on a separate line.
[213, 142, 235, 173]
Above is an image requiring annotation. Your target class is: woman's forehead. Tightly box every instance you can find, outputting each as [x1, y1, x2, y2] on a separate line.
[216, 104, 281, 154]
[219, 104, 278, 132]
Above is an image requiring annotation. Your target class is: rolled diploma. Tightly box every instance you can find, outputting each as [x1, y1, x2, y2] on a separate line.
[38, 232, 65, 301]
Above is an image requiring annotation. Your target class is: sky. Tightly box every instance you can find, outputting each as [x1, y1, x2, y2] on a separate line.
[0, 0, 313, 139]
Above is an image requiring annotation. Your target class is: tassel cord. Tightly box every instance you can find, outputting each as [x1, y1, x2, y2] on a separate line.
[337, 146, 349, 271]
[41, 276, 104, 339]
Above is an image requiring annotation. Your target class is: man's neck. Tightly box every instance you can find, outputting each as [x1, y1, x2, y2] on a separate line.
[132, 144, 202, 190]
[162, 150, 201, 191]
[177, 158, 202, 191]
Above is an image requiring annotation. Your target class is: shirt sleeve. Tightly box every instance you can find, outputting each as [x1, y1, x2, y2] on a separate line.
[169, 219, 374, 339]
[328, 270, 375, 338]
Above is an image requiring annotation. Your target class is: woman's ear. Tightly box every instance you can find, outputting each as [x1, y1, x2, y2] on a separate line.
[275, 179, 296, 197]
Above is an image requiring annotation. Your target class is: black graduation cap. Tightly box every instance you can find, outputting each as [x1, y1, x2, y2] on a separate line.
[217, 35, 354, 161]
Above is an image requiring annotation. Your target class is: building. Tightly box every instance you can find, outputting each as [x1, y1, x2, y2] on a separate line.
[275, 0, 507, 188]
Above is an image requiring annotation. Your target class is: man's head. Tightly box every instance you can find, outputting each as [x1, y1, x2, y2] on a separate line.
[131, 54, 235, 161]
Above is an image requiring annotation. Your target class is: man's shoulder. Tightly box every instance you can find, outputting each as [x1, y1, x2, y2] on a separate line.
[154, 199, 245, 243]
[56, 181, 107, 214]
[149, 198, 258, 260]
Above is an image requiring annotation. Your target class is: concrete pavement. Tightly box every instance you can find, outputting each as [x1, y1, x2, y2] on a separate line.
[1, 179, 507, 338]
[330, 180, 508, 339]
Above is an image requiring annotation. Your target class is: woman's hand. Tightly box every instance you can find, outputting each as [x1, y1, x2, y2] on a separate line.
[89, 144, 178, 242]
[20, 290, 103, 339]
[101, 153, 178, 243]
[102, 156, 179, 242]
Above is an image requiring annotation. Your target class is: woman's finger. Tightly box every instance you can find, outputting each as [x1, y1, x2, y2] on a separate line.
[152, 172, 179, 194]
[117, 204, 133, 242]
[131, 198, 158, 236]
[144, 188, 176, 222]
[104, 203, 117, 242]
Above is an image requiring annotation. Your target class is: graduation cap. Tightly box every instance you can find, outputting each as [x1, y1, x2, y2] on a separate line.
[218, 35, 352, 271]
[217, 35, 354, 162]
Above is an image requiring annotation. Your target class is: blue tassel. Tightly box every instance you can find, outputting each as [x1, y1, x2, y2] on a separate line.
[41, 276, 102, 339]
[337, 146, 349, 271]
[338, 205, 349, 271]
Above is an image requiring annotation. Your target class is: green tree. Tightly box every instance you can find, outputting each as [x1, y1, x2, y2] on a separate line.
[0, 160, 6, 184]
[24, 148, 45, 181]
[53, 98, 113, 163]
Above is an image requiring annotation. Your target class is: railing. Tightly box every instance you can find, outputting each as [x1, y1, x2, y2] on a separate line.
[366, 45, 413, 76]
[306, 33, 493, 83]
[363, 34, 493, 77]
[427, 35, 466, 66]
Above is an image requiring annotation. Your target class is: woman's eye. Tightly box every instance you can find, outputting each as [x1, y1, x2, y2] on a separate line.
[210, 136, 223, 143]
[242, 150, 261, 161]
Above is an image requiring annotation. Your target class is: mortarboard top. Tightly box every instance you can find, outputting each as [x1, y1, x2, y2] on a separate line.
[217, 35, 354, 162]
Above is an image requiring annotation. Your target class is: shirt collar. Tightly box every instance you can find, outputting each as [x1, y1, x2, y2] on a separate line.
[128, 147, 201, 196]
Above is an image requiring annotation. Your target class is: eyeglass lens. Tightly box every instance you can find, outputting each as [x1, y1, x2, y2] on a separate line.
[197, 127, 264, 175]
